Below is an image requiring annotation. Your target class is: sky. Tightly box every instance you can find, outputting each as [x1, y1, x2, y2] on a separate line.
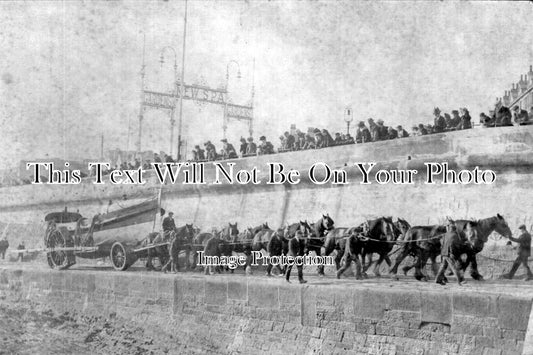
[0, 0, 532, 168]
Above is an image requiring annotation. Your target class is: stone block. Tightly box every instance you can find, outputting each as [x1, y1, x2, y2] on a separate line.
[205, 279, 227, 305]
[497, 295, 532, 331]
[227, 280, 247, 301]
[353, 289, 386, 320]
[420, 291, 452, 325]
[452, 292, 492, 317]
[248, 282, 278, 308]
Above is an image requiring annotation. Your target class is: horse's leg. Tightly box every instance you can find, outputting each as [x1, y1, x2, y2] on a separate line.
[336, 252, 352, 279]
[334, 249, 343, 270]
[384, 255, 392, 267]
[417, 251, 430, 281]
[373, 254, 386, 277]
[315, 247, 325, 276]
[430, 254, 439, 278]
[353, 254, 363, 280]
[468, 252, 484, 281]
[413, 250, 427, 281]
[362, 252, 371, 273]
[389, 247, 410, 278]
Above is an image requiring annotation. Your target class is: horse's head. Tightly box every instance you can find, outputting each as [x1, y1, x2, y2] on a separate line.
[394, 218, 410, 240]
[321, 213, 335, 231]
[299, 220, 312, 238]
[262, 222, 269, 230]
[493, 214, 512, 239]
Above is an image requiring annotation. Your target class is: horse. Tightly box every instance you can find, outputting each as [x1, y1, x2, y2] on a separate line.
[162, 224, 197, 273]
[142, 231, 173, 270]
[389, 214, 512, 281]
[335, 227, 368, 279]
[453, 215, 512, 280]
[191, 223, 238, 272]
[358, 217, 397, 277]
[388, 224, 446, 281]
[308, 214, 335, 275]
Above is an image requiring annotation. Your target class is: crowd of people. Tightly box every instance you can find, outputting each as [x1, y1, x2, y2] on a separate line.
[188, 106, 480, 162]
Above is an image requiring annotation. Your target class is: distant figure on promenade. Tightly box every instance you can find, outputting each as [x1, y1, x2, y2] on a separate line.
[387, 126, 398, 139]
[204, 141, 217, 161]
[356, 121, 371, 143]
[0, 238, 8, 259]
[502, 225, 533, 281]
[480, 112, 494, 127]
[334, 133, 343, 145]
[220, 139, 237, 159]
[321, 129, 334, 147]
[456, 108, 472, 130]
[246, 137, 257, 155]
[495, 106, 513, 127]
[258, 136, 274, 155]
[418, 124, 428, 135]
[449, 110, 461, 129]
[433, 107, 446, 133]
[513, 105, 529, 124]
[154, 153, 162, 163]
[239, 138, 247, 157]
[16, 241, 25, 262]
[396, 125, 409, 138]
[192, 145, 205, 161]
[283, 131, 295, 150]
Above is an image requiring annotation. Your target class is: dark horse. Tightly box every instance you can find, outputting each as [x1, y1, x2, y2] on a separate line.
[162, 224, 197, 273]
[307, 214, 335, 275]
[358, 217, 397, 277]
[389, 214, 512, 281]
[191, 223, 239, 273]
[322, 225, 366, 279]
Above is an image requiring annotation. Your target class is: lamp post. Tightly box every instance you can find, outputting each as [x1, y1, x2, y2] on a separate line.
[160, 46, 178, 156]
[344, 107, 353, 135]
[176, 0, 188, 162]
[223, 60, 241, 138]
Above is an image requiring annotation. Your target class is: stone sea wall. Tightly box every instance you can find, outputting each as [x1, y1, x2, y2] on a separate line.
[1, 267, 532, 354]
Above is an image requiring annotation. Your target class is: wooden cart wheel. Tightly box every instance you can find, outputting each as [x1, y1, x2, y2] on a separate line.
[45, 229, 72, 269]
[110, 242, 137, 271]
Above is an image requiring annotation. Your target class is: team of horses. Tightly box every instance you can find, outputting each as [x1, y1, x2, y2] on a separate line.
[142, 213, 512, 282]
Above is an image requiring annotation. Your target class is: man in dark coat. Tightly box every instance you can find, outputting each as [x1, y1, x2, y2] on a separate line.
[258, 136, 274, 154]
[204, 141, 217, 161]
[192, 145, 205, 161]
[239, 138, 247, 156]
[396, 125, 409, 138]
[17, 241, 25, 262]
[162, 212, 176, 234]
[355, 121, 371, 143]
[285, 230, 307, 283]
[435, 222, 468, 285]
[246, 137, 257, 155]
[387, 126, 398, 139]
[283, 131, 295, 150]
[433, 107, 446, 133]
[0, 238, 8, 259]
[502, 225, 532, 280]
[513, 105, 529, 124]
[220, 139, 237, 159]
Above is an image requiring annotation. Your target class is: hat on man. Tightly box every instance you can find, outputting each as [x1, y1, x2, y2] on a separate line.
[358, 121, 365, 127]
[377, 119, 384, 125]
[221, 138, 227, 143]
[240, 137, 246, 142]
[247, 137, 254, 142]
[194, 145, 200, 149]
[259, 136, 266, 141]
[397, 125, 403, 130]
[433, 107, 441, 114]
[168, 212, 174, 216]
[519, 224, 526, 230]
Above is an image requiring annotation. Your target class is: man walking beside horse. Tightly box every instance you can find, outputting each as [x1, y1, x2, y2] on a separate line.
[502, 225, 533, 281]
